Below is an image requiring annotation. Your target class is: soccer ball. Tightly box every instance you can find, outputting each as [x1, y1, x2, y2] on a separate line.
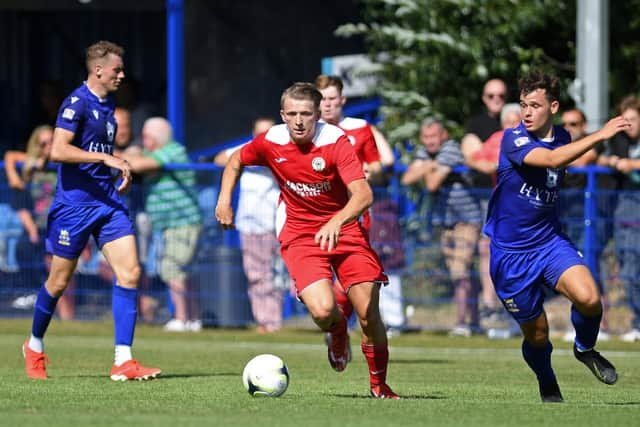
[242, 354, 289, 397]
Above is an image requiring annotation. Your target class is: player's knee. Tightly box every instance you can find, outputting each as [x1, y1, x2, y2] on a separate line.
[117, 263, 141, 287]
[308, 302, 335, 324]
[524, 329, 549, 347]
[45, 280, 70, 297]
[522, 319, 549, 346]
[356, 307, 382, 333]
[576, 295, 602, 316]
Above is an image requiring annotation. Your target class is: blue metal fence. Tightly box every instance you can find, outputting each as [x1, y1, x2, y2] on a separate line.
[0, 161, 631, 332]
[0, 98, 632, 332]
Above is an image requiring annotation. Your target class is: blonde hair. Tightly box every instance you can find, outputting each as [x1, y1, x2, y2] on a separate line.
[280, 82, 322, 109]
[22, 125, 53, 181]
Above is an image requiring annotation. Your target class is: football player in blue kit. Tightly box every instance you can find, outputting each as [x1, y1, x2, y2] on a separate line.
[484, 70, 629, 402]
[22, 40, 161, 381]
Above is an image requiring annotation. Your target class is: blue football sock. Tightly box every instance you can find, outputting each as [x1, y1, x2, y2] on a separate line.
[112, 284, 137, 346]
[571, 305, 601, 351]
[32, 284, 59, 338]
[522, 340, 557, 387]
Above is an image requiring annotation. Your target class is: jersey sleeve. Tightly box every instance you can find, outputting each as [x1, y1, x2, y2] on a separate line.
[239, 135, 267, 167]
[55, 95, 85, 134]
[335, 135, 366, 184]
[359, 125, 381, 164]
[501, 129, 538, 166]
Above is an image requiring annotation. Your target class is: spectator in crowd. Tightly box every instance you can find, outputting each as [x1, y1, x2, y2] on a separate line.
[559, 109, 611, 342]
[402, 118, 483, 337]
[465, 103, 522, 326]
[314, 74, 405, 335]
[111, 106, 146, 248]
[114, 79, 158, 147]
[485, 70, 627, 402]
[599, 95, 640, 342]
[113, 107, 143, 156]
[368, 126, 407, 336]
[4, 125, 76, 319]
[461, 78, 508, 323]
[462, 78, 508, 163]
[467, 103, 522, 182]
[111, 106, 145, 227]
[213, 117, 286, 334]
[122, 117, 203, 333]
[22, 40, 160, 381]
[216, 82, 399, 399]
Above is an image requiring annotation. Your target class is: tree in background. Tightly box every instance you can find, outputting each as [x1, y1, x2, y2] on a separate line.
[610, 2, 640, 101]
[336, 0, 579, 152]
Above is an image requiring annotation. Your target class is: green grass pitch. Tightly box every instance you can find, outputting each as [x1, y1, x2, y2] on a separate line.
[1, 319, 639, 426]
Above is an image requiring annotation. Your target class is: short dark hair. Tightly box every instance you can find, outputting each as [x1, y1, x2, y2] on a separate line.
[518, 70, 560, 102]
[86, 40, 124, 73]
[314, 74, 344, 94]
[280, 82, 322, 109]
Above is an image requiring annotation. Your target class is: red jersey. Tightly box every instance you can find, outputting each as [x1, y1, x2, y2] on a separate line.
[240, 123, 366, 246]
[337, 117, 381, 165]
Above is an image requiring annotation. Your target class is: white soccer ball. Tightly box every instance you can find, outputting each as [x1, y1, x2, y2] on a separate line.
[242, 354, 289, 397]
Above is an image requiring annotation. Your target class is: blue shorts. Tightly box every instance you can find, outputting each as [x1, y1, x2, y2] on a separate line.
[489, 235, 586, 324]
[46, 202, 135, 259]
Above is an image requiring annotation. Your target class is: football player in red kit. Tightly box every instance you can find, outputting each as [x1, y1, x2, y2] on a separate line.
[216, 82, 399, 399]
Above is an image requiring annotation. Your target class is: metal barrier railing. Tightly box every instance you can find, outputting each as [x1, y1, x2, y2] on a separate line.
[0, 159, 632, 331]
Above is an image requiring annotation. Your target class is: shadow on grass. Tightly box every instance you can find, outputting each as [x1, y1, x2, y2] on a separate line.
[391, 359, 451, 365]
[606, 401, 640, 406]
[156, 372, 238, 379]
[68, 372, 237, 379]
[334, 392, 447, 400]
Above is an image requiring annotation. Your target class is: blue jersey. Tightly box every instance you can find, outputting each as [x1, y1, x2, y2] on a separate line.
[484, 122, 571, 250]
[54, 83, 123, 207]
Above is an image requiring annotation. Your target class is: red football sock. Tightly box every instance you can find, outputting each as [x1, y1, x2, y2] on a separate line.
[327, 315, 347, 335]
[333, 281, 353, 320]
[327, 316, 348, 357]
[361, 343, 389, 386]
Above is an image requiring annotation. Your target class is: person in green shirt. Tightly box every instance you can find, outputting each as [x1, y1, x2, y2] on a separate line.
[123, 117, 203, 332]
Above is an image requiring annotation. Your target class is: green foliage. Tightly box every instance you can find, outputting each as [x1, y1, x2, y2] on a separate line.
[336, 0, 577, 149]
[610, 2, 640, 110]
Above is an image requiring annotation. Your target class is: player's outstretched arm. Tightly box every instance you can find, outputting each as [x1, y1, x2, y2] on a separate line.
[215, 150, 244, 230]
[523, 116, 630, 169]
[315, 178, 373, 251]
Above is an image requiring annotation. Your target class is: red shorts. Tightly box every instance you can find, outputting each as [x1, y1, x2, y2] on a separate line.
[281, 229, 388, 296]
